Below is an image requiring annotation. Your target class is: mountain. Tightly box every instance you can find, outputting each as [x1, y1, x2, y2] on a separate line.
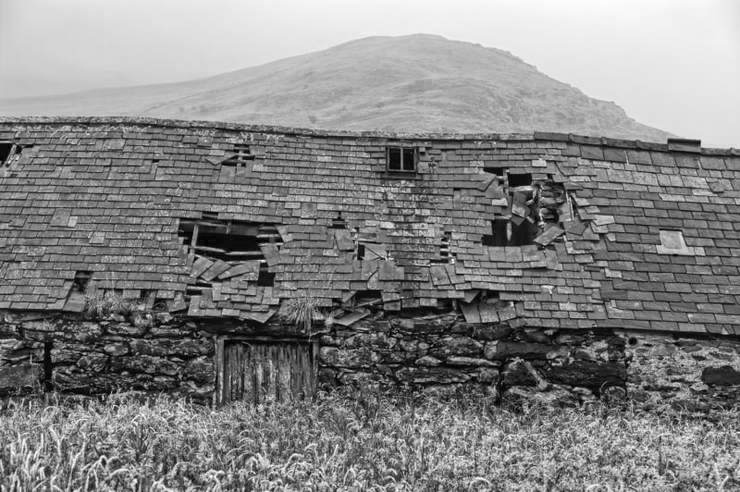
[0, 34, 671, 141]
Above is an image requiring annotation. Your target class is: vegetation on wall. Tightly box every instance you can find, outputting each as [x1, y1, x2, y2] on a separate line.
[83, 291, 148, 320]
[278, 294, 322, 332]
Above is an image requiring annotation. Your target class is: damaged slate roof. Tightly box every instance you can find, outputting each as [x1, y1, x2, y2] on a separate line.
[0, 117, 739, 335]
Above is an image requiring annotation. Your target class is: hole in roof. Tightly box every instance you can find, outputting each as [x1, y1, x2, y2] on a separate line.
[354, 290, 382, 306]
[331, 213, 347, 229]
[0, 143, 13, 164]
[482, 218, 509, 247]
[509, 220, 539, 246]
[508, 173, 532, 187]
[431, 231, 455, 264]
[178, 217, 282, 262]
[222, 143, 255, 167]
[356, 243, 366, 260]
[483, 167, 505, 177]
[72, 271, 92, 293]
[257, 263, 275, 287]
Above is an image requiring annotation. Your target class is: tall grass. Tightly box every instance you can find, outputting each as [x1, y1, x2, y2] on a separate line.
[0, 390, 738, 490]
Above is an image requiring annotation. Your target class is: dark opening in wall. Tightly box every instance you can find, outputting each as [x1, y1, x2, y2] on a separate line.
[387, 147, 417, 172]
[508, 173, 532, 187]
[43, 341, 53, 392]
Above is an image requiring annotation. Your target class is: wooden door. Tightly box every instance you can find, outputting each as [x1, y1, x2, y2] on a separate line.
[215, 338, 318, 405]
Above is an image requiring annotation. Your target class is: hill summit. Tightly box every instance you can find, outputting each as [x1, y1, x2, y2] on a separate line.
[0, 34, 670, 141]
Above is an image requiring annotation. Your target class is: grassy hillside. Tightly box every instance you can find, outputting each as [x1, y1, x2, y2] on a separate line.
[0, 35, 671, 141]
[1, 391, 737, 490]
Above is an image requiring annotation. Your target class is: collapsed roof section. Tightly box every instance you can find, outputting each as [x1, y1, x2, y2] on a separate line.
[0, 117, 738, 336]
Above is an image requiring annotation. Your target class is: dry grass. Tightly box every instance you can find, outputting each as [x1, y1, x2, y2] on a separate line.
[84, 291, 135, 319]
[0, 390, 738, 491]
[279, 295, 321, 332]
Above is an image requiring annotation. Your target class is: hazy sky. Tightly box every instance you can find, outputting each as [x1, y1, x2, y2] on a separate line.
[1, 0, 738, 146]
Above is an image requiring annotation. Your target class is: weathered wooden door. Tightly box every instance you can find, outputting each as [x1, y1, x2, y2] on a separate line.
[215, 338, 318, 405]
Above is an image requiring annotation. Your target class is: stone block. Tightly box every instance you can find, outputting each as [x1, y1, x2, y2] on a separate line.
[319, 346, 380, 368]
[445, 356, 497, 367]
[701, 365, 740, 386]
[183, 356, 214, 383]
[415, 355, 441, 367]
[103, 342, 129, 356]
[107, 323, 148, 337]
[395, 367, 471, 384]
[433, 336, 483, 357]
[502, 359, 540, 387]
[543, 359, 627, 393]
[484, 341, 552, 360]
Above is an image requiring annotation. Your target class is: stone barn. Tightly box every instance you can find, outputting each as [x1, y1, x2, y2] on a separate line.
[0, 117, 738, 407]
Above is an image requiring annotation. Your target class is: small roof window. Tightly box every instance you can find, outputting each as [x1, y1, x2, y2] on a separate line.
[657, 230, 704, 256]
[387, 147, 417, 172]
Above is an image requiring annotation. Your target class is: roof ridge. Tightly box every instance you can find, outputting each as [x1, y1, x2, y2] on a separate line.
[0, 115, 736, 156]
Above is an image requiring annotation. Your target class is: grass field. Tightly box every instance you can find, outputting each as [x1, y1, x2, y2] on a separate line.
[0, 390, 738, 491]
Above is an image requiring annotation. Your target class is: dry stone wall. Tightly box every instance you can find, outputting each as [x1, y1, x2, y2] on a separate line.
[319, 313, 627, 405]
[2, 310, 737, 409]
[1, 312, 215, 402]
[624, 331, 740, 410]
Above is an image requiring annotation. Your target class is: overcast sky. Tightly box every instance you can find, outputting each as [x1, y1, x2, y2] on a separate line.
[0, 0, 738, 146]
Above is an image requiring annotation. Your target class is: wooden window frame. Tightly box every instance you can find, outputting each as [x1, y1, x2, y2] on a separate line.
[386, 146, 418, 173]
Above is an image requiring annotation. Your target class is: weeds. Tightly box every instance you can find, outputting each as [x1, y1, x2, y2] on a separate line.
[0, 390, 737, 490]
[83, 291, 133, 319]
[83, 291, 151, 320]
[279, 294, 321, 332]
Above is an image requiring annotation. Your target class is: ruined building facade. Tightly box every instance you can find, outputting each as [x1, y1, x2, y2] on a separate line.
[0, 117, 738, 407]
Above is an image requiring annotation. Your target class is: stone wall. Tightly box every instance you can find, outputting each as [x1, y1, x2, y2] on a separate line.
[623, 331, 740, 411]
[319, 313, 627, 405]
[1, 310, 738, 409]
[318, 314, 739, 408]
[1, 312, 215, 402]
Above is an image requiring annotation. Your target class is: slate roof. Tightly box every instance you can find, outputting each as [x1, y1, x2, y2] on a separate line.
[0, 116, 739, 335]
